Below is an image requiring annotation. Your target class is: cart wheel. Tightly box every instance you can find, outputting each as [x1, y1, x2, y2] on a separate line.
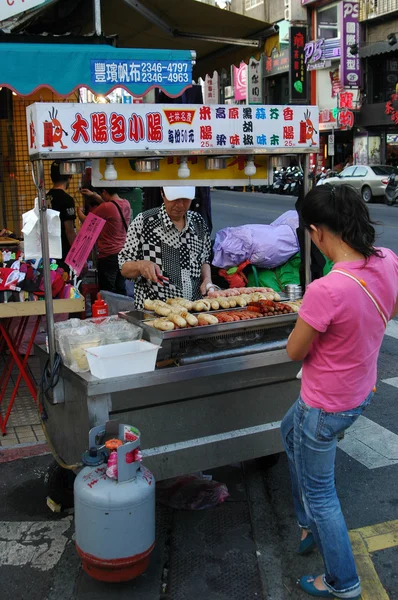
[44, 460, 76, 510]
[256, 453, 281, 469]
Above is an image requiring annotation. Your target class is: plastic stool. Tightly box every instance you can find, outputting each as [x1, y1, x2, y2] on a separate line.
[80, 283, 99, 319]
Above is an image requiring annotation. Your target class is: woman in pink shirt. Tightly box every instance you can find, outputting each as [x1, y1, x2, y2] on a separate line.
[281, 184, 398, 599]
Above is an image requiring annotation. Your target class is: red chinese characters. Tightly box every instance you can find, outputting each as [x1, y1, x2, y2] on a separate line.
[200, 126, 212, 141]
[283, 126, 294, 140]
[146, 112, 163, 142]
[128, 114, 145, 143]
[110, 113, 127, 144]
[283, 107, 294, 121]
[293, 33, 304, 48]
[71, 113, 90, 143]
[228, 108, 239, 120]
[229, 134, 240, 146]
[91, 112, 108, 143]
[199, 106, 211, 120]
[338, 109, 354, 129]
[163, 109, 195, 125]
[339, 92, 354, 109]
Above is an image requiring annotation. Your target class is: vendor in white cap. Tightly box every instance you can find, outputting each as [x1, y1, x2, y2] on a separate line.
[118, 186, 213, 309]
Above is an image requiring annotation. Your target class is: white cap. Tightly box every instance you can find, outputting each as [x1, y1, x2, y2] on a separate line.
[163, 186, 195, 201]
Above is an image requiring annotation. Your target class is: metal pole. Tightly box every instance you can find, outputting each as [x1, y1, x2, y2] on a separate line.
[303, 153, 312, 289]
[93, 0, 102, 36]
[36, 160, 56, 369]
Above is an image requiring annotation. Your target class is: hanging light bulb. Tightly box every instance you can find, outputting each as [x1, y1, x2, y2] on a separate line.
[244, 156, 256, 177]
[104, 158, 118, 181]
[178, 157, 190, 178]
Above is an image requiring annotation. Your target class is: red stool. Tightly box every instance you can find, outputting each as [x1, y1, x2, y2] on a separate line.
[80, 283, 99, 319]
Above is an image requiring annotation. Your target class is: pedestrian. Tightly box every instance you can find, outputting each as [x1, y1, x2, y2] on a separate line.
[78, 187, 131, 295]
[46, 161, 76, 271]
[281, 184, 398, 599]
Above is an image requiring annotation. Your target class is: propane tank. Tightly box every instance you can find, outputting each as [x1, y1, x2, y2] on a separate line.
[74, 423, 155, 583]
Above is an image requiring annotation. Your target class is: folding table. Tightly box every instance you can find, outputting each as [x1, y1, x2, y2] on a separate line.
[0, 298, 84, 434]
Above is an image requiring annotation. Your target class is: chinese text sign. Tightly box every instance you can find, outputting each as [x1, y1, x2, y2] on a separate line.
[234, 63, 247, 101]
[289, 26, 308, 104]
[27, 103, 319, 154]
[340, 1, 360, 88]
[65, 213, 106, 276]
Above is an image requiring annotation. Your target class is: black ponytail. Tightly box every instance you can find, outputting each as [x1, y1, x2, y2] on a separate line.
[300, 184, 383, 259]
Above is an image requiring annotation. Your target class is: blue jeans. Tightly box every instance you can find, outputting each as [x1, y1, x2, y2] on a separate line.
[281, 392, 373, 599]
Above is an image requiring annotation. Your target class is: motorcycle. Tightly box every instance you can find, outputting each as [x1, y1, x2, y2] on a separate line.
[384, 173, 398, 206]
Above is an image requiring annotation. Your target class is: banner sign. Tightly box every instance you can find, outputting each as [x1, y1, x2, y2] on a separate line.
[0, 0, 51, 21]
[65, 213, 106, 276]
[27, 103, 320, 155]
[289, 26, 308, 104]
[340, 1, 360, 87]
[204, 72, 220, 105]
[247, 58, 263, 105]
[92, 155, 270, 187]
[234, 63, 247, 101]
[90, 58, 191, 90]
[264, 48, 289, 77]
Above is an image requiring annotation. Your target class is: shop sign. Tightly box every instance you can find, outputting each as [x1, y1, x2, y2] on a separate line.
[319, 108, 338, 132]
[0, 0, 52, 21]
[385, 93, 398, 125]
[338, 108, 354, 129]
[308, 60, 331, 71]
[264, 48, 289, 77]
[234, 63, 247, 101]
[304, 38, 340, 71]
[328, 134, 335, 156]
[204, 72, 220, 105]
[247, 58, 263, 105]
[27, 102, 320, 155]
[92, 155, 271, 187]
[330, 68, 343, 98]
[289, 26, 308, 104]
[91, 58, 192, 89]
[387, 134, 398, 145]
[340, 1, 360, 88]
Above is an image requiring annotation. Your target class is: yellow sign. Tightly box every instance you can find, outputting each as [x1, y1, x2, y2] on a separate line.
[92, 156, 268, 187]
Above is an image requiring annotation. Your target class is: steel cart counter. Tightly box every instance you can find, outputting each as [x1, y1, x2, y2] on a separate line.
[37, 311, 300, 480]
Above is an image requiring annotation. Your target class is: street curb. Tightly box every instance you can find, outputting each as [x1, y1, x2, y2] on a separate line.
[0, 442, 50, 463]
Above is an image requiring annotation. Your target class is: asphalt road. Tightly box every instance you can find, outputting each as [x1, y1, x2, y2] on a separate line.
[211, 190, 398, 255]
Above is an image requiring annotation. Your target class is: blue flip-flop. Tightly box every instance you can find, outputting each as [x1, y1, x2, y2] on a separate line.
[298, 575, 361, 599]
[297, 532, 317, 555]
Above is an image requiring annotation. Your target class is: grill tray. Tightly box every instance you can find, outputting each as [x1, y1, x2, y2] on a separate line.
[120, 310, 297, 364]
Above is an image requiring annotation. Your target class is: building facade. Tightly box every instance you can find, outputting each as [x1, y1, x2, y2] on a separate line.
[357, 0, 398, 165]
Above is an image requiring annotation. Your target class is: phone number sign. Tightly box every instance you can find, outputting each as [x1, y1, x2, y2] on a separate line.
[91, 60, 192, 87]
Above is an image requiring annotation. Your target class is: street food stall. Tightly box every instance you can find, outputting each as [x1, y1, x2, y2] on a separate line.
[28, 100, 318, 481]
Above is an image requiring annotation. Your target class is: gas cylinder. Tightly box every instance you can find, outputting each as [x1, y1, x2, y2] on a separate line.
[74, 423, 155, 583]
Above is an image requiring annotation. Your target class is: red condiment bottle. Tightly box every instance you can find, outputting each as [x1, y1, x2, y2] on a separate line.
[92, 293, 108, 318]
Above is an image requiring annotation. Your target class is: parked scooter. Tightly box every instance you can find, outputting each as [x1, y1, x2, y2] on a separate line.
[384, 173, 398, 206]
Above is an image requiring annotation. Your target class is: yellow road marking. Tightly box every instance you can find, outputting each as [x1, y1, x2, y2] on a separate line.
[348, 520, 398, 599]
[349, 531, 390, 600]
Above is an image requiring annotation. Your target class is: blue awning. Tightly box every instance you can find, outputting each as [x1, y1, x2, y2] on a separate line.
[0, 43, 194, 97]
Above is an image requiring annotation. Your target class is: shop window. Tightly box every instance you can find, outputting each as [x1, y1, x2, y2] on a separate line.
[317, 4, 338, 40]
[369, 55, 398, 103]
[245, 0, 263, 10]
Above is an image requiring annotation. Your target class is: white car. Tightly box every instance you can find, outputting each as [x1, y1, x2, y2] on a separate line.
[317, 165, 397, 203]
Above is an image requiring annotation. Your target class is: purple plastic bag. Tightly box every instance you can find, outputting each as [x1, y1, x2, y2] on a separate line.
[213, 210, 299, 269]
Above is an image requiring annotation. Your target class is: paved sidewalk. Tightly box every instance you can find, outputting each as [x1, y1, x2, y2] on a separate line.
[0, 354, 46, 447]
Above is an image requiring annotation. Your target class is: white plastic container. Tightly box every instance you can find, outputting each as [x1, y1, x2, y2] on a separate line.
[85, 341, 160, 379]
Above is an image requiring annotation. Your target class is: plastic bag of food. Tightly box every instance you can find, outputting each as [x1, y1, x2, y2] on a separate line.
[156, 474, 229, 510]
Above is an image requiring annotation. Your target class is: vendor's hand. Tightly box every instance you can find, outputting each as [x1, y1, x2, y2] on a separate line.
[0, 228, 6, 237]
[200, 278, 213, 296]
[138, 260, 163, 283]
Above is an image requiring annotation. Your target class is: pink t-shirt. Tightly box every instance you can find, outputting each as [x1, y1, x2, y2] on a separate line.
[299, 248, 398, 412]
[93, 198, 131, 259]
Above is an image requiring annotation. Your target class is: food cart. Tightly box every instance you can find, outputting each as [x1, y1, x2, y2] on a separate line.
[28, 100, 318, 481]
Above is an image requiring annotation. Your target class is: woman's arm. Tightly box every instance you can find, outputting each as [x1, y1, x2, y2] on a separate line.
[200, 263, 212, 296]
[286, 316, 319, 361]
